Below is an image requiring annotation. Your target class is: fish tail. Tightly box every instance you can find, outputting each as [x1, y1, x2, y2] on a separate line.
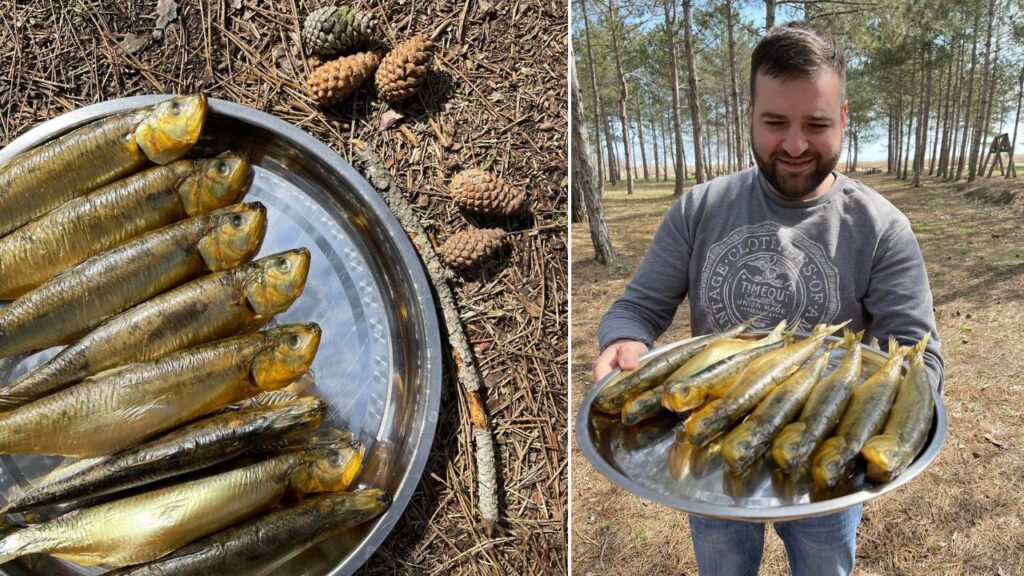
[910, 333, 931, 360]
[840, 329, 862, 349]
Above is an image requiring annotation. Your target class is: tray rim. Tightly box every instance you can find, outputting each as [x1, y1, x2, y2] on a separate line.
[0, 95, 443, 575]
[575, 331, 948, 522]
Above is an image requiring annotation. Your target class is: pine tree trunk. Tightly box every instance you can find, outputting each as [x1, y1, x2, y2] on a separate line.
[968, 0, 996, 182]
[978, 25, 1002, 177]
[661, 114, 671, 181]
[853, 130, 859, 172]
[765, 0, 775, 30]
[902, 63, 917, 180]
[913, 48, 932, 188]
[636, 100, 650, 181]
[929, 52, 947, 176]
[956, 7, 981, 181]
[579, 0, 605, 186]
[608, 2, 634, 194]
[571, 55, 616, 265]
[940, 39, 964, 177]
[649, 96, 660, 181]
[1008, 67, 1023, 179]
[682, 0, 706, 185]
[603, 114, 619, 185]
[726, 0, 744, 170]
[663, 0, 687, 195]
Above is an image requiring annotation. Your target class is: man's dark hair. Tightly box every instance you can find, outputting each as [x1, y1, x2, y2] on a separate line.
[750, 21, 846, 100]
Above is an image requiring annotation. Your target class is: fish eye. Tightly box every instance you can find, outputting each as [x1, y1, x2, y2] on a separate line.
[217, 161, 229, 175]
[287, 334, 301, 349]
[330, 453, 343, 466]
[231, 214, 244, 228]
[277, 258, 292, 273]
[169, 101, 181, 115]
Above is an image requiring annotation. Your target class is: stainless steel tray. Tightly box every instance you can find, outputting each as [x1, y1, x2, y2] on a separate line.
[576, 333, 947, 522]
[0, 96, 442, 575]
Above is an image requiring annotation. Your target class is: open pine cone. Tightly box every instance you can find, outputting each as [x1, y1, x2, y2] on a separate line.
[375, 35, 434, 103]
[309, 52, 381, 106]
[302, 6, 377, 56]
[450, 169, 527, 218]
[441, 228, 506, 270]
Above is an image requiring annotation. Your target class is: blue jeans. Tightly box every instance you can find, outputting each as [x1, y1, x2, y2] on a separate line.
[688, 505, 861, 576]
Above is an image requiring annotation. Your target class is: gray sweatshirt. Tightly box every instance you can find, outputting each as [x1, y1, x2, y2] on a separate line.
[598, 167, 944, 391]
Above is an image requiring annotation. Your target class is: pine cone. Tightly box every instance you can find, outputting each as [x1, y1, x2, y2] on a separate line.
[302, 6, 377, 56]
[441, 228, 506, 270]
[375, 35, 434, 103]
[450, 169, 527, 217]
[309, 52, 381, 106]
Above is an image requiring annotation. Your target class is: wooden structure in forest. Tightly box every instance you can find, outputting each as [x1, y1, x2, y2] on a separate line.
[982, 134, 1017, 178]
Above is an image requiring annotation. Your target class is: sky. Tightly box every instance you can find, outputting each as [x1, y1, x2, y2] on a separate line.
[579, 1, 1022, 168]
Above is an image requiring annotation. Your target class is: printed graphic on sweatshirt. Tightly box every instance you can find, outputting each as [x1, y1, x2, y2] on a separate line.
[700, 221, 840, 332]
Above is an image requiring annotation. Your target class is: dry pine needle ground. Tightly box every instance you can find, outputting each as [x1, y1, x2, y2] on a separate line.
[0, 1, 568, 574]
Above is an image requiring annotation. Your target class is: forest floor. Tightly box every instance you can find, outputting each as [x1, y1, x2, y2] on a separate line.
[1, 2, 567, 574]
[571, 169, 1024, 575]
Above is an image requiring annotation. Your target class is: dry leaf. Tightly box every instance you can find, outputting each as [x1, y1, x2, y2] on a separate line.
[380, 109, 405, 130]
[155, 0, 178, 30]
[119, 32, 148, 54]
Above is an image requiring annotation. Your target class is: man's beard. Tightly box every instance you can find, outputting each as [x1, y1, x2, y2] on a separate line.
[752, 145, 839, 201]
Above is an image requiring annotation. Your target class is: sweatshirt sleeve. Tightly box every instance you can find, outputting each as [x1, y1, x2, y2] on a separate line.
[865, 220, 945, 393]
[598, 196, 694, 353]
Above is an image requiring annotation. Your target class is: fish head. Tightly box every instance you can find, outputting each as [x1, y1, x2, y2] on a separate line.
[290, 440, 366, 494]
[265, 396, 328, 433]
[179, 152, 254, 216]
[134, 94, 208, 164]
[810, 437, 853, 489]
[245, 249, 311, 318]
[199, 202, 267, 271]
[251, 323, 322, 391]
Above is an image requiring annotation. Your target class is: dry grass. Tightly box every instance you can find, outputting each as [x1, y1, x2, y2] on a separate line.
[0, 1, 567, 574]
[571, 172, 1024, 575]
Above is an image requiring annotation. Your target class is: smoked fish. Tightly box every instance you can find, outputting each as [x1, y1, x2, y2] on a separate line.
[811, 337, 910, 489]
[861, 335, 934, 482]
[0, 203, 267, 358]
[0, 441, 364, 568]
[0, 153, 252, 298]
[0, 95, 207, 237]
[0, 324, 322, 457]
[0, 249, 311, 408]
[771, 329, 863, 473]
[2, 396, 328, 515]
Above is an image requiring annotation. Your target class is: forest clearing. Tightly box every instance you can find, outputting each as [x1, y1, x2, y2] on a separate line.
[571, 169, 1024, 575]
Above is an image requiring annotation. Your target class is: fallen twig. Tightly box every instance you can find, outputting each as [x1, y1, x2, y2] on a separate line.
[350, 138, 500, 532]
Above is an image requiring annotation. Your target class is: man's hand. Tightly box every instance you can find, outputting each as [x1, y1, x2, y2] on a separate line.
[592, 340, 650, 382]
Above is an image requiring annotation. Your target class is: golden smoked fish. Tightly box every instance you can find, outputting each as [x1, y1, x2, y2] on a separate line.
[0, 203, 267, 358]
[812, 337, 910, 489]
[862, 335, 934, 482]
[0, 153, 252, 298]
[684, 322, 848, 448]
[109, 489, 390, 576]
[594, 325, 742, 415]
[0, 95, 207, 237]
[0, 249, 311, 409]
[720, 344, 834, 474]
[623, 324, 785, 425]
[661, 321, 789, 413]
[771, 329, 863, 473]
[0, 441, 364, 568]
[2, 396, 327, 515]
[0, 324, 321, 457]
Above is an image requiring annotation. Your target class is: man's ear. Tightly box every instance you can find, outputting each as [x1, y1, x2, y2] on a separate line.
[841, 99, 849, 130]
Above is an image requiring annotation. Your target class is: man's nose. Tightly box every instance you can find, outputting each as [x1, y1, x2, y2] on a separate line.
[782, 126, 809, 158]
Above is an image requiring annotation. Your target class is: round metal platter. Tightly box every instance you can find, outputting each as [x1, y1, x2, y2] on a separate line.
[0, 96, 441, 575]
[576, 332, 947, 522]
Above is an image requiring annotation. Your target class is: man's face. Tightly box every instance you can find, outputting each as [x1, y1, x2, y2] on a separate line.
[749, 71, 847, 201]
